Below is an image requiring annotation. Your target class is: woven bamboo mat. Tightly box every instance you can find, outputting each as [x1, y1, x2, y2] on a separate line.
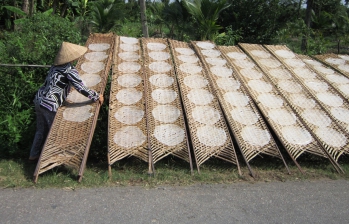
[140, 38, 192, 168]
[265, 45, 349, 135]
[298, 54, 349, 100]
[314, 53, 349, 77]
[239, 44, 347, 170]
[191, 41, 288, 174]
[34, 33, 115, 182]
[108, 36, 148, 168]
[168, 39, 240, 174]
[218, 45, 325, 165]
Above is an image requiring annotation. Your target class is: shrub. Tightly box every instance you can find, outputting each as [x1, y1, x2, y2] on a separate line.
[0, 12, 83, 159]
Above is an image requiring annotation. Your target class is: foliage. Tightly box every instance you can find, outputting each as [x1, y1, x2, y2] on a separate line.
[183, 0, 231, 40]
[90, 0, 124, 33]
[214, 25, 242, 45]
[0, 13, 82, 158]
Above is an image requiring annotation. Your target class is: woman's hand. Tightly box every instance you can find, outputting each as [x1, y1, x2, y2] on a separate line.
[99, 94, 104, 104]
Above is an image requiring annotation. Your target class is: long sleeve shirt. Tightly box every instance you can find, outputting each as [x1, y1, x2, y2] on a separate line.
[35, 63, 99, 112]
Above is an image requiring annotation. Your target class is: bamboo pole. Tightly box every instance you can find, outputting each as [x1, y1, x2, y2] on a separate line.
[0, 64, 51, 68]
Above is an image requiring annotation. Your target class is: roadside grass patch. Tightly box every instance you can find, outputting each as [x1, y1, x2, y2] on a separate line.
[0, 155, 348, 189]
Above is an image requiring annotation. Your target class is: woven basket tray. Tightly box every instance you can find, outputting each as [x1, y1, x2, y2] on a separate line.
[265, 45, 349, 135]
[34, 33, 115, 182]
[298, 54, 349, 105]
[191, 41, 287, 167]
[219, 45, 327, 161]
[140, 38, 192, 166]
[168, 39, 240, 172]
[108, 36, 148, 165]
[239, 43, 348, 163]
[315, 53, 349, 78]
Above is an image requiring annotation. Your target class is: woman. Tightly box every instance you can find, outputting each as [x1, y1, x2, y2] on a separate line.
[29, 42, 104, 161]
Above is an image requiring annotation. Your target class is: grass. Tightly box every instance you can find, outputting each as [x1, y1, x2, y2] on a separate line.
[1, 153, 348, 189]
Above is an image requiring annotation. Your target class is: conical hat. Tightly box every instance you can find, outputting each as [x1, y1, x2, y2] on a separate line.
[54, 42, 87, 65]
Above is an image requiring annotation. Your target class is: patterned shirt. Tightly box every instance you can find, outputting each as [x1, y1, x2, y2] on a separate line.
[35, 63, 99, 112]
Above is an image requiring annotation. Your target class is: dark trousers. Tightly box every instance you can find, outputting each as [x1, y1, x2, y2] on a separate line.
[29, 101, 56, 158]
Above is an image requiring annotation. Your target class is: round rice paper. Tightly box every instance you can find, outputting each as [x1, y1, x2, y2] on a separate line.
[313, 66, 334, 75]
[257, 93, 283, 108]
[196, 42, 215, 49]
[289, 93, 315, 109]
[268, 108, 297, 126]
[338, 64, 349, 72]
[187, 89, 214, 105]
[230, 107, 259, 125]
[241, 125, 271, 146]
[278, 80, 303, 93]
[63, 105, 93, 122]
[147, 43, 167, 51]
[248, 80, 272, 93]
[154, 124, 185, 146]
[81, 61, 105, 73]
[114, 106, 144, 124]
[302, 109, 332, 127]
[177, 55, 199, 64]
[149, 61, 172, 73]
[80, 74, 101, 87]
[118, 62, 141, 73]
[259, 59, 281, 68]
[269, 68, 292, 80]
[251, 50, 271, 58]
[216, 78, 240, 91]
[304, 81, 329, 92]
[325, 58, 345, 65]
[149, 52, 170, 61]
[210, 66, 233, 77]
[116, 88, 143, 105]
[120, 36, 138, 44]
[239, 68, 263, 79]
[227, 52, 247, 60]
[281, 125, 313, 145]
[84, 52, 108, 62]
[284, 59, 305, 68]
[149, 74, 174, 88]
[179, 63, 202, 74]
[152, 105, 180, 123]
[88, 43, 110, 51]
[196, 125, 227, 147]
[274, 50, 295, 59]
[118, 52, 140, 61]
[326, 74, 349, 84]
[113, 126, 146, 148]
[315, 127, 347, 148]
[205, 57, 227, 66]
[192, 105, 221, 125]
[201, 49, 221, 58]
[183, 75, 208, 89]
[233, 59, 255, 69]
[151, 89, 177, 104]
[331, 107, 349, 124]
[117, 74, 142, 88]
[224, 92, 249, 107]
[120, 43, 140, 52]
[175, 48, 195, 55]
[316, 92, 343, 107]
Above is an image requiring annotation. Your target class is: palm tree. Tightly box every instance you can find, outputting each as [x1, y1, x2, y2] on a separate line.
[183, 0, 230, 40]
[90, 0, 123, 33]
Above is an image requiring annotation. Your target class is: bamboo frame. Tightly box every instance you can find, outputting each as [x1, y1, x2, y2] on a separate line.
[33, 33, 115, 183]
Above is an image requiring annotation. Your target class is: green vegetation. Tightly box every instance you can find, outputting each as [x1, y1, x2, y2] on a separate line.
[0, 0, 349, 187]
[1, 155, 348, 189]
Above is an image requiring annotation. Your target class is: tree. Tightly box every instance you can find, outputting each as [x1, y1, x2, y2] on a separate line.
[140, 0, 149, 37]
[183, 0, 230, 40]
[90, 0, 123, 33]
